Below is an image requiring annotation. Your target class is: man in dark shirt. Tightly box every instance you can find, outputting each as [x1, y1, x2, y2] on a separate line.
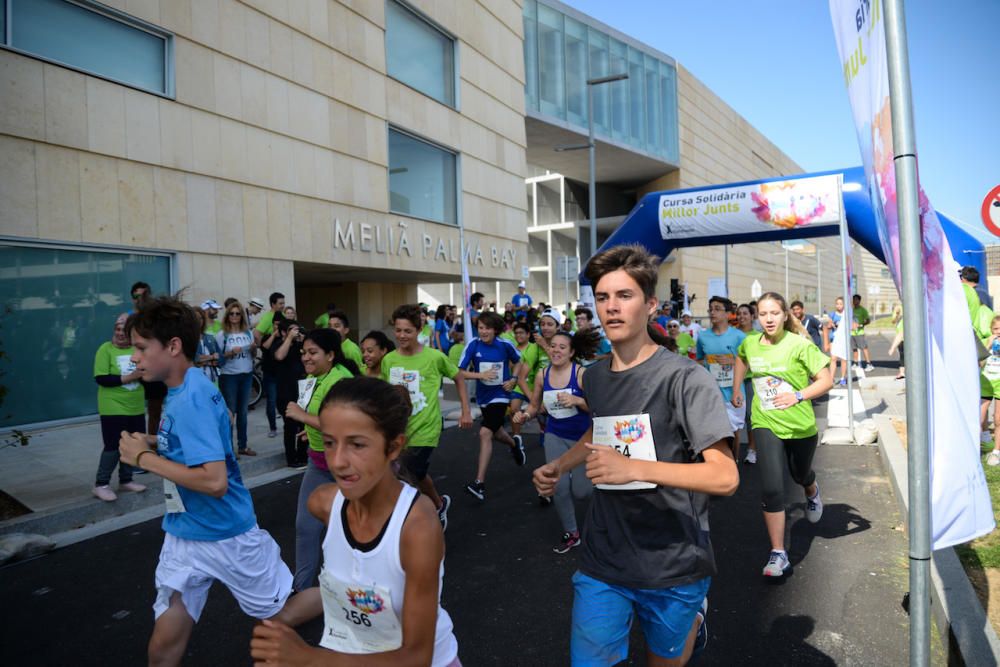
[791, 300, 823, 348]
[533, 245, 738, 666]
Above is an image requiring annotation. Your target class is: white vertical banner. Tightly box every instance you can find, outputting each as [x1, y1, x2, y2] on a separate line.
[830, 0, 994, 548]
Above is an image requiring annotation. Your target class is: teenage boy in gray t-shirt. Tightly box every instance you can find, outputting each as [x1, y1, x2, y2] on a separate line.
[534, 245, 738, 667]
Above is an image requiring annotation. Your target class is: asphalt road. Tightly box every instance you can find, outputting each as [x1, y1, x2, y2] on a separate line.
[1, 333, 934, 665]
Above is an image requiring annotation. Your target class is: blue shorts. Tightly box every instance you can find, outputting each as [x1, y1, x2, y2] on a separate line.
[570, 571, 710, 666]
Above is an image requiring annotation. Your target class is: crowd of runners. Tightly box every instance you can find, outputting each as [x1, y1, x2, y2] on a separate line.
[94, 243, 864, 665]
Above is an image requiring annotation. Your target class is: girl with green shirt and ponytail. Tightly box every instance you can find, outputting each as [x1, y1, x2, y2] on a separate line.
[283, 329, 359, 592]
[732, 292, 833, 578]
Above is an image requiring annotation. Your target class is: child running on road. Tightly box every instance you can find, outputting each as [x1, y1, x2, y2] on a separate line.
[980, 316, 1000, 465]
[250, 376, 461, 666]
[732, 291, 833, 577]
[458, 311, 524, 501]
[515, 328, 600, 553]
[382, 304, 473, 530]
[533, 245, 738, 665]
[696, 297, 746, 455]
[118, 296, 316, 666]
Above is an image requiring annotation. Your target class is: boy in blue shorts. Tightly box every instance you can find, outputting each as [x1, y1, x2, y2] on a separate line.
[458, 311, 524, 500]
[533, 246, 738, 666]
[118, 296, 315, 666]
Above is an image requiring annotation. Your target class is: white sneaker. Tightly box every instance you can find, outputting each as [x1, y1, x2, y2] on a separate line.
[988, 451, 1000, 467]
[744, 449, 757, 464]
[864, 364, 875, 372]
[119, 481, 147, 493]
[92, 485, 117, 502]
[806, 485, 823, 523]
[762, 550, 790, 577]
[851, 364, 861, 371]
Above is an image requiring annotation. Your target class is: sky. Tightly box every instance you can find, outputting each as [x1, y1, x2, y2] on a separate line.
[562, 0, 1000, 245]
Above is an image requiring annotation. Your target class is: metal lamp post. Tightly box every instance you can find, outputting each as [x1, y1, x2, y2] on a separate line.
[586, 73, 628, 258]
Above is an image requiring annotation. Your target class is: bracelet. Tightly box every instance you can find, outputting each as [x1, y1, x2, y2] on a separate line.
[135, 449, 157, 470]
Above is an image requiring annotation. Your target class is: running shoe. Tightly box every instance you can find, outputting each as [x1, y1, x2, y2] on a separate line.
[268, 429, 277, 437]
[864, 364, 875, 372]
[239, 448, 258, 457]
[744, 449, 757, 465]
[553, 531, 581, 554]
[762, 550, 790, 577]
[119, 481, 147, 493]
[837, 378, 847, 386]
[92, 485, 117, 502]
[464, 480, 486, 501]
[511, 436, 527, 466]
[988, 451, 1000, 467]
[806, 485, 823, 523]
[691, 597, 709, 662]
[437, 494, 452, 531]
[851, 364, 860, 371]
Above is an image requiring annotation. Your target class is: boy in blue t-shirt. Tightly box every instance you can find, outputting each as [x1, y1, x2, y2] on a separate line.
[457, 311, 524, 500]
[118, 296, 317, 664]
[696, 296, 747, 452]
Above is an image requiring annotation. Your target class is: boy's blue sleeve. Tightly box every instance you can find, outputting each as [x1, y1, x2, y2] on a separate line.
[173, 393, 227, 467]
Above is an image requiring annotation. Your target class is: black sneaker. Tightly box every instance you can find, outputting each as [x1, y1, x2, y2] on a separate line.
[464, 480, 485, 501]
[552, 531, 581, 554]
[538, 494, 553, 507]
[437, 494, 452, 531]
[511, 436, 527, 466]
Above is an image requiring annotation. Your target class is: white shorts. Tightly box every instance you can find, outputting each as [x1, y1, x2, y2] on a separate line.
[725, 400, 745, 433]
[154, 525, 293, 622]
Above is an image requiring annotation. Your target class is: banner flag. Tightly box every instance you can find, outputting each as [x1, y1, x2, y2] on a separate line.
[830, 0, 994, 548]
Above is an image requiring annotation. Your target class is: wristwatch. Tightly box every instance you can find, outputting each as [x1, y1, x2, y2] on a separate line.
[794, 391, 804, 403]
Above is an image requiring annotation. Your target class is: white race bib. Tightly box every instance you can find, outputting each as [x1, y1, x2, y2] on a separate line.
[319, 569, 403, 654]
[592, 414, 656, 491]
[297, 377, 318, 410]
[753, 376, 795, 411]
[985, 356, 1000, 381]
[388, 367, 426, 416]
[116, 354, 139, 391]
[704, 354, 735, 388]
[479, 361, 504, 386]
[543, 389, 579, 419]
[163, 478, 187, 513]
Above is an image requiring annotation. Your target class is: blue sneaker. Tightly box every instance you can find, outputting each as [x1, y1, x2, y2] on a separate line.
[837, 378, 847, 386]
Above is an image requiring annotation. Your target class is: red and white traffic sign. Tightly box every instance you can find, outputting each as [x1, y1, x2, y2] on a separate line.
[983, 184, 1000, 237]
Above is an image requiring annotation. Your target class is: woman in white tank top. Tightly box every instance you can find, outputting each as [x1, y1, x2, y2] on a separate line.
[250, 376, 461, 667]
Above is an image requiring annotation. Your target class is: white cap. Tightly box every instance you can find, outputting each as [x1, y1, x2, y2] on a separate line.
[518, 280, 526, 288]
[540, 308, 563, 325]
[681, 309, 692, 317]
[248, 296, 265, 308]
[200, 299, 221, 310]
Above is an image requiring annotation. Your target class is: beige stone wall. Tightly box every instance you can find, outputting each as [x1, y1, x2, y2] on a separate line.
[639, 64, 872, 316]
[0, 0, 527, 333]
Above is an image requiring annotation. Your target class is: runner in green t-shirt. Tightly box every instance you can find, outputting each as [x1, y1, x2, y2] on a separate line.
[325, 309, 364, 370]
[850, 294, 874, 372]
[981, 316, 1000, 466]
[383, 304, 472, 530]
[733, 292, 833, 578]
[509, 322, 537, 444]
[91, 313, 148, 502]
[282, 328, 358, 591]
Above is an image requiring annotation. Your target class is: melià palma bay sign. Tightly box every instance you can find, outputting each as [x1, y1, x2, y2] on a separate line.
[331, 218, 519, 270]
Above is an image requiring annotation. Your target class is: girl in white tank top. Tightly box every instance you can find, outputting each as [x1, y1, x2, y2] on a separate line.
[250, 376, 461, 666]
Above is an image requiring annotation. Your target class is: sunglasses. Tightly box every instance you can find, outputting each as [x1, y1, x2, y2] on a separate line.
[228, 311, 242, 316]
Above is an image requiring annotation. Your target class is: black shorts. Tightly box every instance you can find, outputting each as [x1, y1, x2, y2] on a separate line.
[398, 445, 435, 482]
[480, 402, 508, 433]
[142, 380, 168, 400]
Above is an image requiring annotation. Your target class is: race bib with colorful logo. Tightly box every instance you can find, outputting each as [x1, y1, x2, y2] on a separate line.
[479, 361, 504, 386]
[753, 376, 795, 411]
[297, 377, 317, 410]
[319, 569, 402, 653]
[592, 414, 656, 491]
[388, 367, 426, 416]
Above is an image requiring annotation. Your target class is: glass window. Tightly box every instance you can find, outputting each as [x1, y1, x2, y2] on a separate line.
[627, 46, 645, 147]
[609, 39, 629, 140]
[388, 128, 457, 225]
[8, 0, 170, 95]
[523, 0, 538, 112]
[660, 60, 678, 162]
[385, 0, 455, 107]
[1, 0, 6, 45]
[0, 244, 171, 428]
[588, 29, 610, 135]
[564, 17, 587, 126]
[537, 3, 564, 118]
[644, 56, 660, 152]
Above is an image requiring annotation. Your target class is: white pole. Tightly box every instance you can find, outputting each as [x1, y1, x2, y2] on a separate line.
[817, 248, 823, 315]
[838, 175, 856, 444]
[784, 245, 790, 297]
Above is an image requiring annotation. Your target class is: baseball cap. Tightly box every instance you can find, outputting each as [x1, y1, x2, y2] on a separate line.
[248, 297, 264, 308]
[200, 299, 221, 310]
[540, 308, 563, 325]
[681, 309, 692, 317]
[518, 280, 526, 288]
